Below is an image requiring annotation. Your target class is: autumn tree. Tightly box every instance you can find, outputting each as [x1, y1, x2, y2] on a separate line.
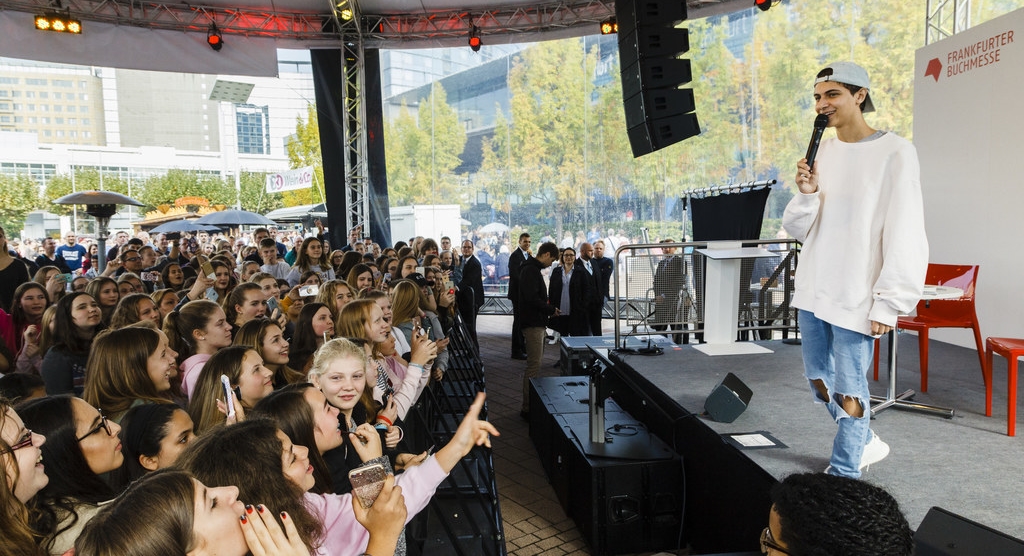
[0, 175, 41, 233]
[385, 84, 467, 205]
[284, 103, 326, 207]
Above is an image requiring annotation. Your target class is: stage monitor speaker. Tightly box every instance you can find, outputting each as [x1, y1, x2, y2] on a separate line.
[915, 506, 1024, 556]
[615, 0, 699, 158]
[704, 372, 752, 423]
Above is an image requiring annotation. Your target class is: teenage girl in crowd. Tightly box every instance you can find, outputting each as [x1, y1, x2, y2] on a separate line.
[109, 293, 161, 330]
[41, 293, 103, 396]
[164, 299, 233, 399]
[337, 299, 435, 422]
[288, 302, 335, 374]
[83, 325, 177, 423]
[0, 398, 48, 556]
[189, 345, 274, 435]
[150, 288, 179, 325]
[85, 277, 119, 327]
[315, 280, 355, 329]
[346, 264, 374, 294]
[78, 466, 402, 556]
[19, 396, 124, 555]
[111, 402, 195, 488]
[160, 261, 187, 292]
[287, 237, 335, 287]
[234, 318, 305, 388]
[222, 282, 269, 336]
[175, 390, 497, 556]
[0, 282, 50, 374]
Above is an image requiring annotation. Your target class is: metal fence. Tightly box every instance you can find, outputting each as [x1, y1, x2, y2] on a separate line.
[612, 239, 799, 345]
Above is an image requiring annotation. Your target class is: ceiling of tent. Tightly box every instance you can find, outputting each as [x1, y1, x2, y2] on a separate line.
[0, 0, 756, 48]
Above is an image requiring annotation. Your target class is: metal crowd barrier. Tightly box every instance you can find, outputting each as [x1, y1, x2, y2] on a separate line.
[613, 239, 799, 345]
[405, 314, 506, 556]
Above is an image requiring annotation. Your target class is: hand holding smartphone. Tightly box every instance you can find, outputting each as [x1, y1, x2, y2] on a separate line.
[349, 463, 387, 508]
[221, 374, 236, 420]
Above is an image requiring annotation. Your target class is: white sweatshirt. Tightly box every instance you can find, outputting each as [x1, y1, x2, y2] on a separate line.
[783, 132, 929, 336]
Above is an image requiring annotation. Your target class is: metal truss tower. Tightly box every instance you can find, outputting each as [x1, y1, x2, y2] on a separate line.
[329, 1, 369, 237]
[926, 0, 971, 45]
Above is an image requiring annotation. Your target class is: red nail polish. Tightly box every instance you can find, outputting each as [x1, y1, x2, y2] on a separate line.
[257, 504, 266, 513]
[245, 504, 254, 514]
[240, 514, 248, 524]
[280, 511, 288, 520]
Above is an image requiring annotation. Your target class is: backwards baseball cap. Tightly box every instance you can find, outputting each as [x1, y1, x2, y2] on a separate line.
[406, 272, 434, 287]
[814, 61, 875, 113]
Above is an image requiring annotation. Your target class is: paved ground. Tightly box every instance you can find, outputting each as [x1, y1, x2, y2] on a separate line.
[474, 314, 684, 556]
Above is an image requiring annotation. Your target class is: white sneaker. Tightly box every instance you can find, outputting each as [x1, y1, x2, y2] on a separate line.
[824, 431, 890, 475]
[859, 430, 890, 471]
[547, 331, 561, 345]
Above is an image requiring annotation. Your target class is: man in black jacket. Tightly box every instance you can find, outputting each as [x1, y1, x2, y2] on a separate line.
[518, 241, 560, 418]
[458, 239, 485, 350]
[507, 232, 531, 359]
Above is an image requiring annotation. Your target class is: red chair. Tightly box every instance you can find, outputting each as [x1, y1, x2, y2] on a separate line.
[985, 337, 1024, 436]
[872, 264, 984, 392]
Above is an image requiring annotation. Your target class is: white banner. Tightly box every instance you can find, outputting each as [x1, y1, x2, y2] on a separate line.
[266, 166, 314, 194]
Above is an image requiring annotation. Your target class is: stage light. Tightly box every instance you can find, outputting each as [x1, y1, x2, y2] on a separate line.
[468, 26, 481, 52]
[600, 17, 618, 35]
[34, 12, 82, 34]
[207, 22, 223, 51]
[755, 0, 773, 11]
[340, 9, 353, 20]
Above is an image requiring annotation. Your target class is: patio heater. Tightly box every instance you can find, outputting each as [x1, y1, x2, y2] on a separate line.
[53, 190, 144, 273]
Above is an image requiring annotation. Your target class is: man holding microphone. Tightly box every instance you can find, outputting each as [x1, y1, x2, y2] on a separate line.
[783, 62, 928, 478]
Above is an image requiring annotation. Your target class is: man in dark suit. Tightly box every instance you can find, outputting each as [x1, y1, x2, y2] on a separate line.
[548, 247, 594, 337]
[593, 239, 614, 301]
[652, 239, 686, 343]
[507, 232, 531, 360]
[458, 239, 484, 350]
[577, 242, 604, 336]
[518, 241, 560, 417]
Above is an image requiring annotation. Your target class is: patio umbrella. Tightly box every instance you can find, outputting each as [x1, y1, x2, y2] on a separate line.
[478, 222, 510, 234]
[195, 209, 277, 227]
[148, 220, 221, 234]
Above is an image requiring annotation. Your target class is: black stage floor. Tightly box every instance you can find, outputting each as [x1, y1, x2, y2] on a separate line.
[605, 338, 1024, 544]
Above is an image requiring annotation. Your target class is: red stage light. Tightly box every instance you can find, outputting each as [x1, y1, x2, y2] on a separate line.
[469, 34, 481, 52]
[755, 0, 773, 12]
[208, 22, 224, 51]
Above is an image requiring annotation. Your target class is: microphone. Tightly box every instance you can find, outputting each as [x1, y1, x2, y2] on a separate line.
[804, 114, 830, 170]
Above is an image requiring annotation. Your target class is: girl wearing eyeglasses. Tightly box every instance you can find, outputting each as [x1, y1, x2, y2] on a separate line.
[0, 398, 48, 556]
[18, 395, 124, 555]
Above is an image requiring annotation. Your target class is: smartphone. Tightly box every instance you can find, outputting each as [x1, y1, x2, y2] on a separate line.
[141, 271, 160, 282]
[165, 232, 182, 241]
[56, 273, 74, 283]
[299, 284, 319, 297]
[266, 296, 280, 314]
[220, 374, 236, 419]
[200, 260, 215, 279]
[348, 463, 387, 508]
[382, 272, 391, 285]
[422, 323, 432, 339]
[415, 266, 425, 275]
[444, 279, 454, 295]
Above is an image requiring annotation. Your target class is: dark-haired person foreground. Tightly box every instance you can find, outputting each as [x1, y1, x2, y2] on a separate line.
[764, 472, 913, 556]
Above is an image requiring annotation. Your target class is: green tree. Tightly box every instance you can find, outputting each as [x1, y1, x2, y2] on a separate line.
[284, 104, 326, 207]
[43, 169, 130, 216]
[479, 39, 597, 237]
[0, 175, 42, 234]
[136, 169, 234, 209]
[385, 85, 467, 205]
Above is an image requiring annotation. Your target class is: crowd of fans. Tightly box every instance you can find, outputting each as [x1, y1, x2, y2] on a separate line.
[0, 223, 499, 556]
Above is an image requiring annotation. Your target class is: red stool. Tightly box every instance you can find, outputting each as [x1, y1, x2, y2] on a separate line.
[985, 337, 1024, 436]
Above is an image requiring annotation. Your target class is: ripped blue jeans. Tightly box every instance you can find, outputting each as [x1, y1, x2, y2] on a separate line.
[798, 310, 873, 478]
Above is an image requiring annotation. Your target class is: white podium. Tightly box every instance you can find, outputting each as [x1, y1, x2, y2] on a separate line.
[693, 242, 778, 356]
